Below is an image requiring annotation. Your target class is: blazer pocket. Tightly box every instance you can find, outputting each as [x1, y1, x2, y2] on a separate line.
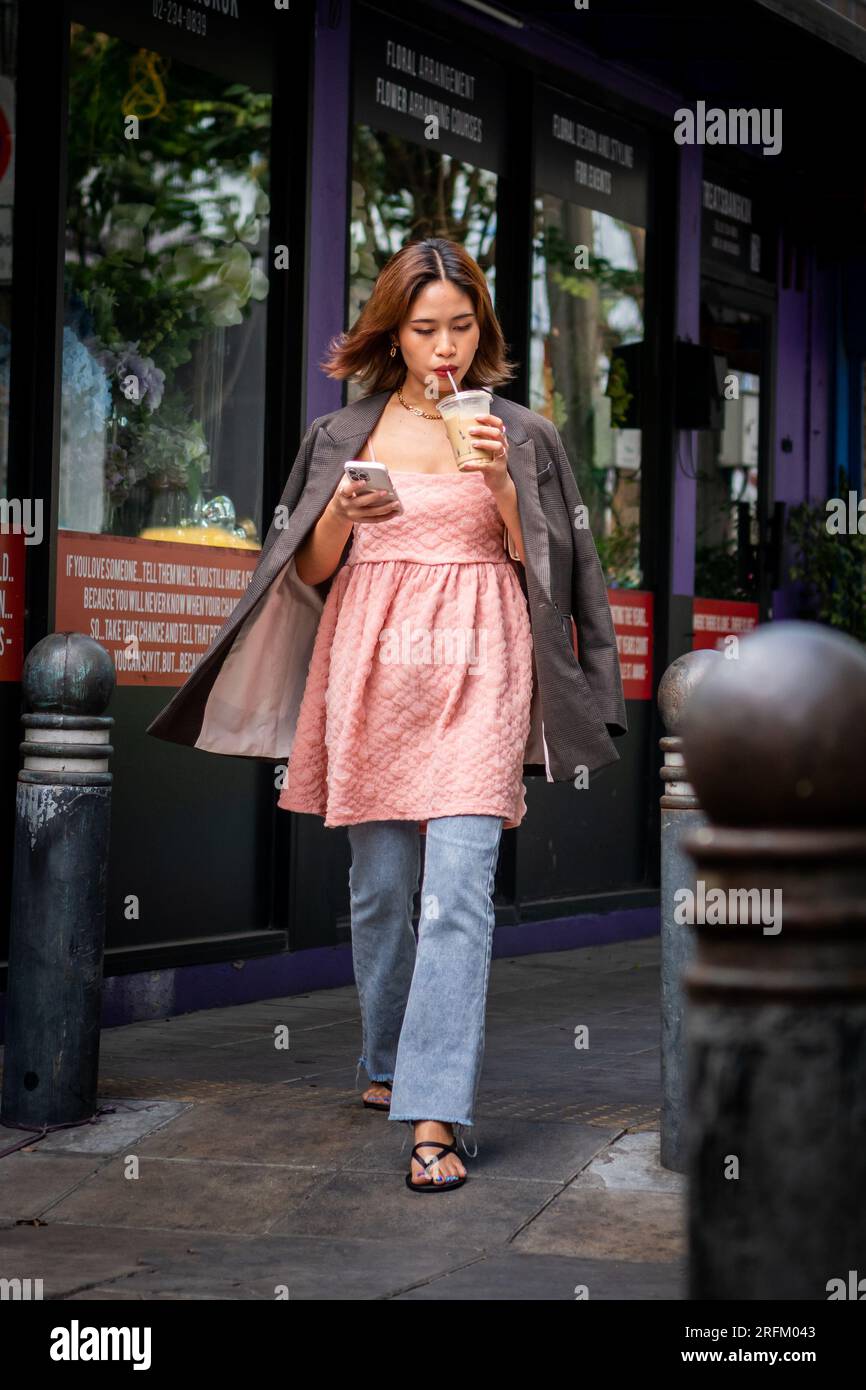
[535, 460, 553, 485]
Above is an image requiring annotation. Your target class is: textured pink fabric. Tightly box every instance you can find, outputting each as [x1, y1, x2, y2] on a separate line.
[278, 471, 533, 829]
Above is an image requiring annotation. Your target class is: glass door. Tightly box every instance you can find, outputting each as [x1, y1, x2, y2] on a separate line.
[694, 279, 775, 645]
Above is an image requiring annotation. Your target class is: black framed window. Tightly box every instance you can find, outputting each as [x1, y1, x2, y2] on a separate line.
[531, 86, 649, 589]
[59, 23, 273, 550]
[348, 3, 505, 402]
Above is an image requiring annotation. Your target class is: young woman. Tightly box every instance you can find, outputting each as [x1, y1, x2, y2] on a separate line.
[147, 238, 627, 1194]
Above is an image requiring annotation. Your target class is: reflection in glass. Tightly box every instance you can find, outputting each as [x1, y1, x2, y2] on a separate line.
[695, 300, 762, 601]
[530, 194, 645, 588]
[347, 125, 497, 400]
[60, 27, 272, 548]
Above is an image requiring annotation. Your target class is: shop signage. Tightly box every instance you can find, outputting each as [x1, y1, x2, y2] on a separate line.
[701, 163, 773, 280]
[69, 0, 272, 86]
[56, 531, 259, 687]
[534, 84, 648, 226]
[0, 529, 24, 682]
[572, 589, 653, 700]
[353, 3, 504, 171]
[608, 589, 653, 699]
[692, 596, 759, 651]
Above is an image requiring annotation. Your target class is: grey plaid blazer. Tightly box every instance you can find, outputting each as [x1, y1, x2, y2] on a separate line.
[145, 390, 628, 781]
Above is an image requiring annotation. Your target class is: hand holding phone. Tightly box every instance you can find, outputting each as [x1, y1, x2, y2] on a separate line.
[331, 461, 403, 524]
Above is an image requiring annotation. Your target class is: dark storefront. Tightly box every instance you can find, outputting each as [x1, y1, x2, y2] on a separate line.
[2, 0, 865, 1023]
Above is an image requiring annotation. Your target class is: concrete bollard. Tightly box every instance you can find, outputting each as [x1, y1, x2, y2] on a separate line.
[679, 620, 866, 1300]
[657, 649, 720, 1173]
[1, 633, 115, 1130]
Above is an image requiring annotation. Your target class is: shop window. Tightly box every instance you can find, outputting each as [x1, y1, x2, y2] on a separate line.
[694, 300, 763, 602]
[347, 124, 497, 402]
[530, 195, 645, 588]
[59, 26, 272, 550]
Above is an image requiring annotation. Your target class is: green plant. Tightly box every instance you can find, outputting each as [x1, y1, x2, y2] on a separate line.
[595, 521, 641, 589]
[787, 469, 866, 643]
[128, 394, 209, 495]
[606, 354, 634, 429]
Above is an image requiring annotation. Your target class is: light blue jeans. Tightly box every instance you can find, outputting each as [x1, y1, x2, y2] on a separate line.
[348, 815, 504, 1156]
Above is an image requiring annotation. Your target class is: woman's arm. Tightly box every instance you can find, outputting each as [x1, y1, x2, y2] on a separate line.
[295, 499, 353, 586]
[295, 476, 401, 585]
[494, 477, 526, 565]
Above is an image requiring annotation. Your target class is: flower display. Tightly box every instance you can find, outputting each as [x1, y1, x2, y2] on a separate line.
[61, 327, 112, 441]
[95, 342, 166, 413]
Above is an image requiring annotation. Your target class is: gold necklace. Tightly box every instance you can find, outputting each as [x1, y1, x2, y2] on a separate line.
[396, 384, 441, 420]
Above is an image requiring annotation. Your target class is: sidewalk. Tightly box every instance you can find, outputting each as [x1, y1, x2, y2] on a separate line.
[0, 934, 686, 1300]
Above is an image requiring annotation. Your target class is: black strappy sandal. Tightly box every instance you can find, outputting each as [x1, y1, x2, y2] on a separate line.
[405, 1140, 467, 1192]
[362, 1080, 392, 1111]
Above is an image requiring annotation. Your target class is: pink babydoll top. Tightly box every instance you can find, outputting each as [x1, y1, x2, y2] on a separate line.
[278, 469, 533, 830]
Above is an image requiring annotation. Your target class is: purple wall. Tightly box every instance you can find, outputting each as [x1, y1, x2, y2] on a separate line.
[671, 145, 702, 596]
[305, 0, 352, 425]
[772, 250, 807, 622]
[89, 907, 660, 1030]
[807, 263, 832, 504]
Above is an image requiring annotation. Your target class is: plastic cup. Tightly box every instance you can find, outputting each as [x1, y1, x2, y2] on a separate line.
[436, 390, 492, 469]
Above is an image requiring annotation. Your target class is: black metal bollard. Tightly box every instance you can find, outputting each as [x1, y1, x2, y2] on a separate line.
[657, 649, 719, 1173]
[1, 633, 115, 1129]
[679, 620, 866, 1301]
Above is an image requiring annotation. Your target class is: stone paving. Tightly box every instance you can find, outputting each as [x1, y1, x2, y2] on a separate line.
[0, 934, 687, 1300]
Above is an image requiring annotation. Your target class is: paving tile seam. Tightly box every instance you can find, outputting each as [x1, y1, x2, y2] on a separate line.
[325, 1167, 579, 1185]
[205, 1017, 362, 1048]
[502, 1127, 629, 1247]
[56, 1267, 160, 1302]
[129, 1156, 344, 1171]
[23, 1154, 122, 1224]
[44, 1217, 276, 1236]
[376, 1252, 492, 1301]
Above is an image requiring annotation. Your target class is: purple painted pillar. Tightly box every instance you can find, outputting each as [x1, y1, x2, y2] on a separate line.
[807, 263, 832, 505]
[772, 239, 810, 621]
[305, 0, 352, 426]
[671, 144, 701, 598]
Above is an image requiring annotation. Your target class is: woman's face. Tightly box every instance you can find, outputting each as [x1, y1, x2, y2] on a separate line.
[396, 278, 481, 396]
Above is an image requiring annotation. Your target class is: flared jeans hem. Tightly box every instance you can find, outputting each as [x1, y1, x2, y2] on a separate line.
[348, 813, 503, 1134]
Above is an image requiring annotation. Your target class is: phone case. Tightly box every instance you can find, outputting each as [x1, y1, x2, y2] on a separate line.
[344, 462, 403, 513]
[344, 462, 398, 496]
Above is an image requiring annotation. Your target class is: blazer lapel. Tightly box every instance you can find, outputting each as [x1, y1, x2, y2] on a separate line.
[491, 396, 553, 607]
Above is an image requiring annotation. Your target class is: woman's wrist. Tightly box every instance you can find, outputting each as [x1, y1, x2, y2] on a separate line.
[489, 473, 516, 507]
[323, 497, 354, 538]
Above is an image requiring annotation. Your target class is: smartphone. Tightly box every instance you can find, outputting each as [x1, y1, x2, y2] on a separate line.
[343, 461, 403, 511]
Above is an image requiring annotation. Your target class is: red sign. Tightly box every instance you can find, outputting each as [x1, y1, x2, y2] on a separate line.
[55, 531, 260, 687]
[0, 529, 25, 681]
[692, 597, 759, 651]
[608, 589, 653, 699]
[571, 589, 653, 700]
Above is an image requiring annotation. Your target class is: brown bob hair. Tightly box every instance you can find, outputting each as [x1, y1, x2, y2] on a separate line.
[322, 238, 517, 395]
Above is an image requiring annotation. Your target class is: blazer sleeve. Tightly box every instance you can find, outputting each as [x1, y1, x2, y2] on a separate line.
[550, 426, 628, 738]
[257, 416, 322, 567]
